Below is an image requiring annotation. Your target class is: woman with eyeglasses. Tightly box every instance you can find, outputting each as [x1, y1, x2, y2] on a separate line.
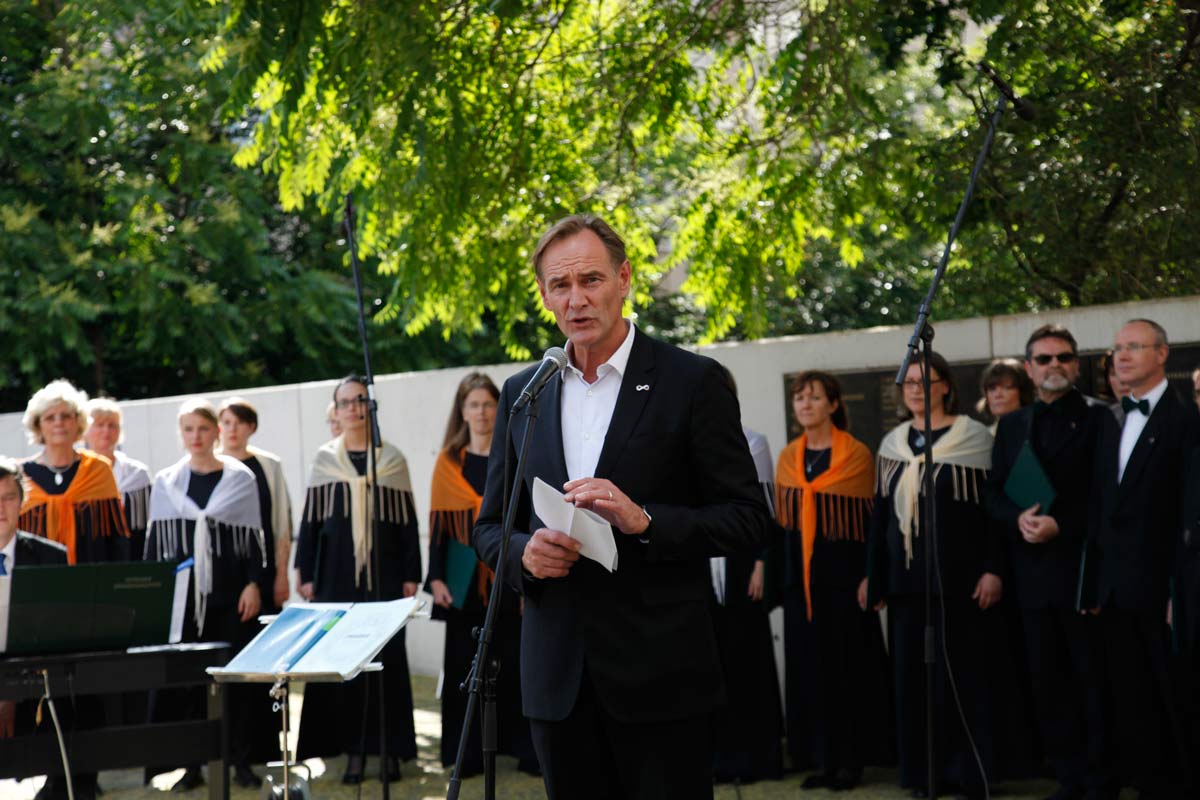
[19, 380, 131, 564]
[863, 353, 1036, 799]
[294, 375, 421, 784]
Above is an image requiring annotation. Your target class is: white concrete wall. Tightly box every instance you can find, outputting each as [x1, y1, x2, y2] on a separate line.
[3, 293, 1198, 676]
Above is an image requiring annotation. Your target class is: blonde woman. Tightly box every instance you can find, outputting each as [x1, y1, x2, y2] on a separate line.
[20, 379, 129, 563]
[144, 398, 267, 791]
[83, 397, 152, 558]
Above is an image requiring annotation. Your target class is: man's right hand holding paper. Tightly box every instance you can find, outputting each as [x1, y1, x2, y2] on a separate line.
[522, 528, 583, 579]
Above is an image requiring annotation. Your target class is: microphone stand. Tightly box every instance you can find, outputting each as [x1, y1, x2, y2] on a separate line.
[343, 194, 390, 799]
[446, 393, 543, 800]
[894, 93, 1008, 800]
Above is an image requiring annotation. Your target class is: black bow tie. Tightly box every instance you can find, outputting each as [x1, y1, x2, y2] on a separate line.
[1121, 396, 1150, 416]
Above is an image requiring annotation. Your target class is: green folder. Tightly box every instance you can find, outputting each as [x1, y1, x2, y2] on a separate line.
[6, 561, 176, 655]
[1003, 440, 1057, 514]
[445, 538, 478, 611]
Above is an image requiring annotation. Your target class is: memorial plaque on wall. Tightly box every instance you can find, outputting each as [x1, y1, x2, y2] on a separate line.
[780, 342, 1200, 454]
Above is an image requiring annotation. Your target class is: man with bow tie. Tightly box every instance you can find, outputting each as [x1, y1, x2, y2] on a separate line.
[984, 324, 1114, 800]
[1084, 318, 1200, 799]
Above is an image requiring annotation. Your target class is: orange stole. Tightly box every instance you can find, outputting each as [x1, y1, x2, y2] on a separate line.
[775, 428, 874, 620]
[20, 450, 130, 565]
[429, 448, 492, 606]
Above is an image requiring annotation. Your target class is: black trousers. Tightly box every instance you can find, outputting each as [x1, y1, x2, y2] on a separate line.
[1099, 606, 1190, 796]
[1021, 607, 1111, 794]
[529, 669, 713, 800]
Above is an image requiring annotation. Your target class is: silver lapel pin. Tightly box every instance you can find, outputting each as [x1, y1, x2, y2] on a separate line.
[636, 384, 650, 392]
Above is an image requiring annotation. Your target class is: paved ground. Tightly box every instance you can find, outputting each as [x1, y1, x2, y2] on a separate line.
[1, 674, 1115, 799]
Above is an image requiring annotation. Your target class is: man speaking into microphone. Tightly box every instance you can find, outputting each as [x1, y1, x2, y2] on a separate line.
[474, 214, 771, 799]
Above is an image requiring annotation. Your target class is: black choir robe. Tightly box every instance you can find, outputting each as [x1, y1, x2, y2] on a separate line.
[294, 458, 422, 761]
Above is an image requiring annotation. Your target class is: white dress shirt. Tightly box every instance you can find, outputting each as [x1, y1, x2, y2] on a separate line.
[560, 320, 637, 482]
[0, 533, 15, 573]
[1118, 377, 1169, 483]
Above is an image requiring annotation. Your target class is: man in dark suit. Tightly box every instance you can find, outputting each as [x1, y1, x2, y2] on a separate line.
[0, 457, 75, 796]
[1085, 318, 1200, 799]
[473, 214, 771, 800]
[984, 325, 1112, 800]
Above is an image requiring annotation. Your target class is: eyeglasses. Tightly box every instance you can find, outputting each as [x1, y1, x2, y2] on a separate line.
[1031, 352, 1077, 366]
[901, 378, 944, 389]
[1111, 342, 1160, 355]
[335, 398, 364, 410]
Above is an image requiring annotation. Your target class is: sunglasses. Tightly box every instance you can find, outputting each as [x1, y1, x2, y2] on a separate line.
[1031, 352, 1077, 366]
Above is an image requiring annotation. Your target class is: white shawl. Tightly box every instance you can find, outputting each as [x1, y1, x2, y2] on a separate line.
[112, 450, 152, 530]
[304, 436, 413, 590]
[147, 455, 264, 634]
[877, 416, 992, 567]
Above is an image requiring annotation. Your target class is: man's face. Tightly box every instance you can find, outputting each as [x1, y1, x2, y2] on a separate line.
[0, 476, 21, 542]
[1025, 337, 1079, 397]
[1113, 322, 1167, 391]
[536, 229, 630, 354]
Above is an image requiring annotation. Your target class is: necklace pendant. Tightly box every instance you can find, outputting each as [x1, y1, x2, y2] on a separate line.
[54, 472, 63, 486]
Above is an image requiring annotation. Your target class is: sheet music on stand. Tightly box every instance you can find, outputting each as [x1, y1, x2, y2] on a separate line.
[207, 597, 422, 683]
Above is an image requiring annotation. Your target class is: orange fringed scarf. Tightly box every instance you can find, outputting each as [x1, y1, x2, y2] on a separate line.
[775, 428, 875, 620]
[20, 450, 130, 565]
[429, 448, 493, 606]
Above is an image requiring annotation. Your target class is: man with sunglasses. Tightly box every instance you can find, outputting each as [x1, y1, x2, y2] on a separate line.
[984, 323, 1114, 800]
[1085, 318, 1200, 798]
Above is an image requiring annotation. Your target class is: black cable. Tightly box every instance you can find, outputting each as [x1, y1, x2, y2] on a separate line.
[920, 399, 990, 800]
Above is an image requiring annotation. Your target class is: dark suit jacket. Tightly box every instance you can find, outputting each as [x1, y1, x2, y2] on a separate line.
[1086, 384, 1200, 613]
[473, 329, 771, 724]
[12, 530, 69, 567]
[984, 390, 1108, 610]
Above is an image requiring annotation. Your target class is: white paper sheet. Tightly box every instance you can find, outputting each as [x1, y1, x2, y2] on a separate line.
[168, 558, 192, 644]
[531, 477, 619, 572]
[0, 575, 11, 653]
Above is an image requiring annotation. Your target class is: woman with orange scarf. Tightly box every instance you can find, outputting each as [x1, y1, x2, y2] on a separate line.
[776, 371, 892, 791]
[424, 372, 538, 777]
[19, 379, 130, 564]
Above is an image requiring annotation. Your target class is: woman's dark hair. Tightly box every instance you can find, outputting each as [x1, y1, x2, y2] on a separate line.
[790, 370, 849, 430]
[896, 351, 959, 420]
[333, 374, 368, 404]
[218, 396, 258, 430]
[975, 358, 1034, 422]
[443, 372, 500, 464]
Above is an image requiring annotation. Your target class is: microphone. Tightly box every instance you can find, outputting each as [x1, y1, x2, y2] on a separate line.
[511, 347, 569, 413]
[977, 61, 1036, 121]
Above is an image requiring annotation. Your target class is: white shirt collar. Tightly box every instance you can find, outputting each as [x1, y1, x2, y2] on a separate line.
[1133, 377, 1170, 413]
[563, 320, 636, 383]
[1, 532, 16, 571]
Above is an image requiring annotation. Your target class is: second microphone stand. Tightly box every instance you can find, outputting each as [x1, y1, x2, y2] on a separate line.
[894, 93, 1008, 800]
[343, 195, 391, 798]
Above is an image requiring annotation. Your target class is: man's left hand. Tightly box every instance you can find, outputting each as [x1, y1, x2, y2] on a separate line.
[563, 477, 648, 535]
[402, 581, 419, 598]
[1018, 504, 1061, 544]
[238, 582, 262, 622]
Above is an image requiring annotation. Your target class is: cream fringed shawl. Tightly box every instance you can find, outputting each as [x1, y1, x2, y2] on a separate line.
[147, 455, 265, 635]
[113, 450, 152, 531]
[303, 436, 413, 590]
[876, 415, 992, 567]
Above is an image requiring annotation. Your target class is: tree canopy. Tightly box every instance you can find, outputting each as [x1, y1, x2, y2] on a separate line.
[1, 1, 1197, 410]
[209, 0, 1200, 354]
